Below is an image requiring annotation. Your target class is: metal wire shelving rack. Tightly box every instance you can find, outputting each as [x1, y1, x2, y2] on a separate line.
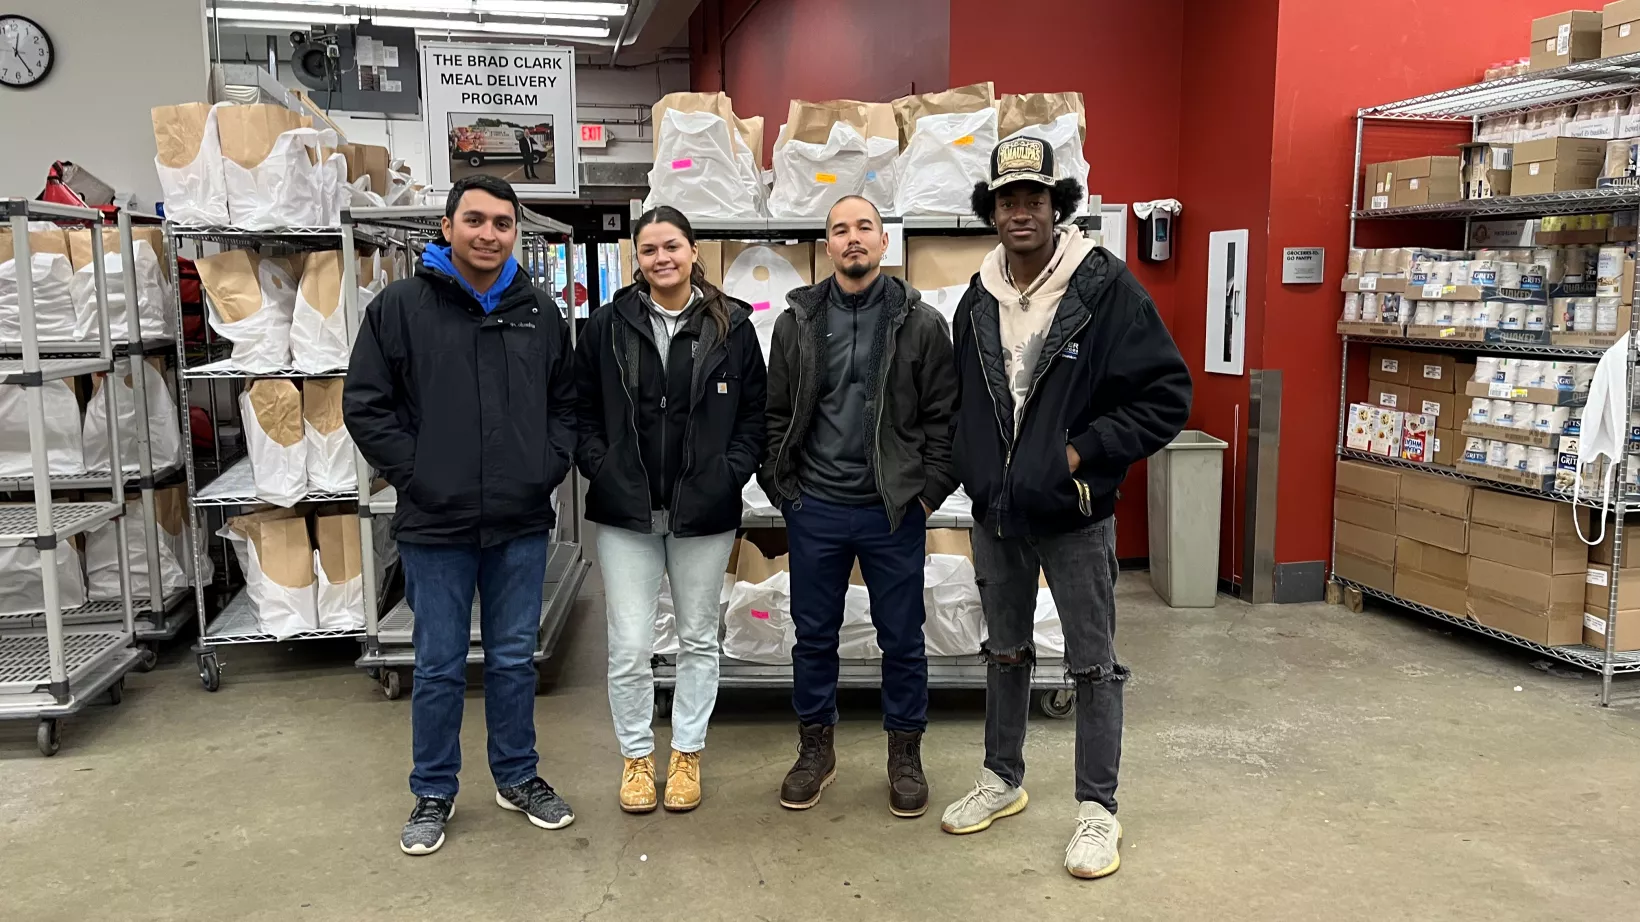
[621, 204, 1111, 720]
[1341, 57, 1640, 706]
[168, 222, 377, 691]
[0, 198, 139, 754]
[342, 205, 591, 701]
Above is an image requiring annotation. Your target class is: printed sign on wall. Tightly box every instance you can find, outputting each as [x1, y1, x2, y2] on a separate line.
[421, 42, 578, 197]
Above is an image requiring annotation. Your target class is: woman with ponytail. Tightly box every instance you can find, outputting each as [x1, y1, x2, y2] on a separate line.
[571, 206, 767, 814]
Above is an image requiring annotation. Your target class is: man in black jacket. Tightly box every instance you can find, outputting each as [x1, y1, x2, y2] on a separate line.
[939, 140, 1191, 880]
[345, 175, 578, 856]
[760, 195, 958, 819]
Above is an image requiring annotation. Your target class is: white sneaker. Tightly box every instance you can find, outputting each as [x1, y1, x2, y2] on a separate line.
[939, 767, 1028, 834]
[1065, 801, 1122, 879]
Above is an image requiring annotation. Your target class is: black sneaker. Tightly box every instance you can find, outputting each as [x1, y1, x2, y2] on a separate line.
[887, 729, 929, 818]
[400, 796, 454, 856]
[496, 777, 575, 830]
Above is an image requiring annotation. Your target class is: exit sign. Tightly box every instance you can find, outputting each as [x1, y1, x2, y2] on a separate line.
[578, 124, 608, 148]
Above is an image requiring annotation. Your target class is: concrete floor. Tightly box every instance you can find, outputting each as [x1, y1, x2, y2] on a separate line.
[3, 573, 1639, 922]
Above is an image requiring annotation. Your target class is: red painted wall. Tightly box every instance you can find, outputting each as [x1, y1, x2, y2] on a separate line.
[690, 0, 951, 163]
[1262, 0, 1586, 568]
[949, 0, 1186, 559]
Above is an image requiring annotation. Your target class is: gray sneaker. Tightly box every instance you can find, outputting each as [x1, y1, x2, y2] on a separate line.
[496, 777, 575, 830]
[1065, 801, 1122, 879]
[400, 796, 454, 856]
[939, 767, 1028, 835]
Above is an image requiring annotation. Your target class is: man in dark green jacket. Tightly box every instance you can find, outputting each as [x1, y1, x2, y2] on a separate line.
[759, 195, 957, 820]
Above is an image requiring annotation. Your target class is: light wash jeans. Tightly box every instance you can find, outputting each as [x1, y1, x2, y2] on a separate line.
[597, 524, 736, 758]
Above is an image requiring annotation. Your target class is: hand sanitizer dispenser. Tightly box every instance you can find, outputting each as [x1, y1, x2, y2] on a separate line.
[1134, 199, 1182, 263]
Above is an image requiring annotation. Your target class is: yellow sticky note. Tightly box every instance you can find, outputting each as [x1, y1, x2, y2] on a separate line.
[815, 172, 838, 184]
[953, 135, 975, 146]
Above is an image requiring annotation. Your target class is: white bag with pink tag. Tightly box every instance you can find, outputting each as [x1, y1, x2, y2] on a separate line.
[722, 245, 806, 360]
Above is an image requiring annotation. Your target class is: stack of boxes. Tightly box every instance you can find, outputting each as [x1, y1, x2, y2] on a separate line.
[1353, 346, 1464, 467]
[1466, 491, 1589, 644]
[1333, 460, 1399, 593]
[1530, 10, 1605, 72]
[1395, 473, 1472, 614]
[1584, 522, 1640, 651]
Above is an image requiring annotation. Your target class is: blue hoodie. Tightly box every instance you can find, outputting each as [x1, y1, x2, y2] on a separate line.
[421, 243, 520, 314]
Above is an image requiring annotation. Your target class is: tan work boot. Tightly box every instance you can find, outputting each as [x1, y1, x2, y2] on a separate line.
[664, 750, 702, 812]
[620, 756, 657, 814]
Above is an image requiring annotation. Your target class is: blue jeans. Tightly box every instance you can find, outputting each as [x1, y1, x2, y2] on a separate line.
[783, 494, 928, 732]
[400, 534, 549, 799]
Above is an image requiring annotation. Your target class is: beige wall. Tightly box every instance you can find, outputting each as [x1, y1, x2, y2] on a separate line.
[0, 0, 210, 208]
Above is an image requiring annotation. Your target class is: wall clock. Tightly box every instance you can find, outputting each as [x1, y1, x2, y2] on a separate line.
[0, 15, 53, 89]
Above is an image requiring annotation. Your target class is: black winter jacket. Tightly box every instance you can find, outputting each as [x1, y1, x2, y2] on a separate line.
[343, 264, 577, 546]
[952, 246, 1191, 538]
[573, 286, 767, 538]
[759, 275, 958, 532]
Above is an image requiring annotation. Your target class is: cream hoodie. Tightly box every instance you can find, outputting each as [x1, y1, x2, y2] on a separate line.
[980, 226, 1098, 431]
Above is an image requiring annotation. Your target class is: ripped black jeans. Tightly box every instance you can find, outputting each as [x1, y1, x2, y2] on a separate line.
[971, 515, 1126, 812]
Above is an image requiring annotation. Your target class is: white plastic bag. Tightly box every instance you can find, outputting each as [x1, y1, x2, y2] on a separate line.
[0, 253, 85, 342]
[838, 584, 882, 659]
[0, 381, 85, 477]
[241, 379, 308, 507]
[864, 136, 901, 215]
[152, 102, 230, 226]
[935, 486, 973, 520]
[722, 570, 794, 664]
[302, 378, 356, 492]
[70, 240, 172, 342]
[923, 553, 985, 656]
[290, 251, 350, 373]
[722, 246, 807, 359]
[225, 127, 325, 229]
[742, 479, 778, 515]
[894, 108, 998, 216]
[917, 283, 968, 332]
[314, 514, 364, 631]
[0, 542, 86, 616]
[768, 121, 871, 219]
[221, 513, 317, 639]
[645, 109, 761, 218]
[1033, 587, 1064, 657]
[82, 359, 182, 474]
[198, 250, 298, 373]
[84, 496, 189, 602]
[1003, 112, 1091, 215]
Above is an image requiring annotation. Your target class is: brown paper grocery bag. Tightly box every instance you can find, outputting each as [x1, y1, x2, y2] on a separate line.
[299, 250, 343, 320]
[151, 102, 216, 170]
[65, 229, 126, 270]
[154, 483, 186, 539]
[736, 114, 766, 167]
[892, 82, 995, 146]
[778, 100, 863, 147]
[997, 92, 1087, 142]
[8, 226, 70, 260]
[247, 515, 316, 590]
[302, 378, 345, 436]
[652, 92, 764, 163]
[247, 378, 304, 448]
[196, 249, 266, 323]
[340, 143, 391, 197]
[314, 513, 363, 585]
[734, 537, 789, 584]
[215, 104, 312, 170]
[925, 528, 974, 560]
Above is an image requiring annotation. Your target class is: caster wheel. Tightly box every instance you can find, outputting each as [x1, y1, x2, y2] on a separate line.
[382, 669, 403, 700]
[366, 667, 382, 681]
[654, 689, 674, 720]
[107, 678, 124, 706]
[134, 644, 158, 673]
[199, 655, 221, 693]
[1038, 688, 1075, 719]
[38, 719, 61, 756]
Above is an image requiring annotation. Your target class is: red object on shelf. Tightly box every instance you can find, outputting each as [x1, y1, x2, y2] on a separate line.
[189, 406, 214, 449]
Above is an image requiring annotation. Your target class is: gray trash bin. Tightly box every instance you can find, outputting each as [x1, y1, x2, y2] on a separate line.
[1147, 430, 1229, 608]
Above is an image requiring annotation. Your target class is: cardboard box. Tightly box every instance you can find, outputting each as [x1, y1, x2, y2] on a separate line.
[1369, 381, 1412, 412]
[1468, 489, 1590, 573]
[1397, 567, 1467, 614]
[1364, 162, 1391, 210]
[1531, 10, 1605, 71]
[1460, 142, 1514, 199]
[1337, 458, 1401, 501]
[1432, 427, 1457, 466]
[1398, 505, 1469, 553]
[1582, 604, 1640, 650]
[1605, 0, 1640, 56]
[1410, 353, 1459, 392]
[1589, 522, 1640, 564]
[1582, 564, 1640, 608]
[1390, 156, 1462, 208]
[1467, 557, 1585, 644]
[722, 242, 814, 285]
[1398, 470, 1473, 519]
[1409, 387, 1457, 428]
[1334, 520, 1396, 592]
[1512, 137, 1607, 194]
[1463, 379, 1583, 406]
[905, 237, 994, 290]
[1395, 537, 1469, 614]
[1337, 492, 1397, 533]
[1367, 346, 1411, 384]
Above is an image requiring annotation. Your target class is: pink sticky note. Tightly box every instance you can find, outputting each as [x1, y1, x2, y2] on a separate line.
[670, 158, 694, 170]
[752, 301, 771, 311]
[751, 609, 770, 620]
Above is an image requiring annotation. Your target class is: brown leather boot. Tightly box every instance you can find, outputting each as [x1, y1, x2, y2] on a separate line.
[887, 729, 929, 818]
[779, 723, 836, 809]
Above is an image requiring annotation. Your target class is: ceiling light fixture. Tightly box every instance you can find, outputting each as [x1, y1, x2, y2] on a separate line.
[208, 7, 359, 25]
[369, 15, 609, 38]
[232, 1, 626, 17]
